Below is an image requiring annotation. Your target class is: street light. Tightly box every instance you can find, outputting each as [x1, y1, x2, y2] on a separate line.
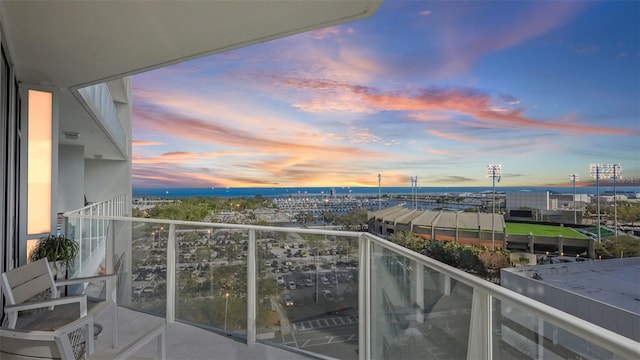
[589, 164, 603, 242]
[569, 174, 579, 224]
[486, 164, 502, 251]
[224, 292, 230, 331]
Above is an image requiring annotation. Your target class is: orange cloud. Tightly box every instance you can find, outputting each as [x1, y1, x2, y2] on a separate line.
[132, 140, 164, 146]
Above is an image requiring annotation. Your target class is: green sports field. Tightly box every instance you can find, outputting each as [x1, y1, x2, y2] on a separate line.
[505, 223, 589, 239]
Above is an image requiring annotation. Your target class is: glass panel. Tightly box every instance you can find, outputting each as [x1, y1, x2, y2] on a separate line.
[491, 297, 624, 359]
[129, 221, 167, 317]
[175, 225, 248, 335]
[370, 242, 472, 359]
[259, 231, 360, 359]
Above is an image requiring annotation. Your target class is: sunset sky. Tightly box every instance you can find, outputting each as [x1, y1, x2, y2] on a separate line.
[132, 0, 639, 189]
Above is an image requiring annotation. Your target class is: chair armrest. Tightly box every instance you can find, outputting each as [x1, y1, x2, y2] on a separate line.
[4, 295, 87, 317]
[55, 273, 116, 287]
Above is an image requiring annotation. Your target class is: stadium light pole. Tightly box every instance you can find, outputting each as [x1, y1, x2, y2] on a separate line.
[411, 175, 418, 209]
[601, 164, 622, 236]
[589, 164, 602, 242]
[378, 173, 382, 210]
[487, 164, 502, 251]
[569, 174, 579, 224]
[612, 164, 622, 236]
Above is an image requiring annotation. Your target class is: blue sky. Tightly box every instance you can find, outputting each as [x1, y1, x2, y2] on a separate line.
[132, 0, 639, 188]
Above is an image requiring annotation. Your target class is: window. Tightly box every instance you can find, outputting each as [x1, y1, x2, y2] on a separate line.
[27, 89, 52, 235]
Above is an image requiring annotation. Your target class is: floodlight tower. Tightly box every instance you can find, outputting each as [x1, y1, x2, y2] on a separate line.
[589, 164, 603, 242]
[410, 175, 418, 209]
[378, 173, 382, 210]
[602, 164, 622, 236]
[569, 174, 579, 224]
[486, 164, 502, 251]
[612, 164, 622, 236]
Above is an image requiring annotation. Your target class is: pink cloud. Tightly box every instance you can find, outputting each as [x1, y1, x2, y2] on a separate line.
[265, 75, 634, 135]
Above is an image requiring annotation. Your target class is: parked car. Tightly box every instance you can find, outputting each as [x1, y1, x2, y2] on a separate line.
[283, 294, 294, 307]
[288, 281, 296, 290]
[277, 276, 284, 285]
[321, 290, 334, 301]
[305, 278, 313, 287]
[321, 276, 330, 285]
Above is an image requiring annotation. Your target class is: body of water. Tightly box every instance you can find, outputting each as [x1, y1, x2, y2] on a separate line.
[133, 186, 640, 198]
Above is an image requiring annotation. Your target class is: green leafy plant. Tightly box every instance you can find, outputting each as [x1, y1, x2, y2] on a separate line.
[30, 234, 79, 270]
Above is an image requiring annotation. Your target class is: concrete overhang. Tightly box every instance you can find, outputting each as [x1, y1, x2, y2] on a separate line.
[1, 0, 383, 89]
[1, 0, 382, 160]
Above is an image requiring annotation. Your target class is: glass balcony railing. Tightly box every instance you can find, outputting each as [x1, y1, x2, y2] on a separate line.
[77, 83, 127, 156]
[62, 214, 639, 360]
[63, 194, 128, 278]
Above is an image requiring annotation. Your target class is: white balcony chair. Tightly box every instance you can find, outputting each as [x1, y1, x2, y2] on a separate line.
[0, 258, 119, 348]
[0, 315, 166, 360]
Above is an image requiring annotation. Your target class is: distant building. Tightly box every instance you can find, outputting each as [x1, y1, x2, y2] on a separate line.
[368, 207, 506, 249]
[506, 191, 585, 224]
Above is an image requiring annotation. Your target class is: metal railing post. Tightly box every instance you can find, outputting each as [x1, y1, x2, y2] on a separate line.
[358, 233, 371, 360]
[247, 229, 257, 344]
[467, 289, 492, 360]
[166, 224, 176, 323]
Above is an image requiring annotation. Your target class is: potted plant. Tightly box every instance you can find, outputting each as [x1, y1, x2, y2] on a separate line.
[30, 233, 79, 278]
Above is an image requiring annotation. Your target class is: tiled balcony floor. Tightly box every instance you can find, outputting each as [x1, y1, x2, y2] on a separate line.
[94, 306, 310, 359]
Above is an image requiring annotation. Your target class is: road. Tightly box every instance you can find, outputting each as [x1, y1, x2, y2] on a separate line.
[279, 315, 359, 359]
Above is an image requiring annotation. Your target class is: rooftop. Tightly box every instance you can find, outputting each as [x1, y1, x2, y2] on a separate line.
[503, 257, 640, 316]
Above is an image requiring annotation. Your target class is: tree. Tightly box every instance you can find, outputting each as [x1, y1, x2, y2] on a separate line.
[595, 235, 640, 259]
[340, 208, 368, 231]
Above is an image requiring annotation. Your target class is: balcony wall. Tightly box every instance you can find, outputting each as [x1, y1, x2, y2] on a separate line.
[77, 83, 127, 157]
[63, 213, 640, 360]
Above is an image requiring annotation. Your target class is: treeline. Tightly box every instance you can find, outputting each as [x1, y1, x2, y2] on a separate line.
[586, 200, 640, 224]
[134, 196, 271, 221]
[595, 235, 640, 258]
[390, 231, 510, 283]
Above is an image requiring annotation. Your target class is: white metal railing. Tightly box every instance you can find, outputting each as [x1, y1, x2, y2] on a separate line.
[64, 194, 128, 278]
[77, 83, 127, 155]
[61, 214, 639, 360]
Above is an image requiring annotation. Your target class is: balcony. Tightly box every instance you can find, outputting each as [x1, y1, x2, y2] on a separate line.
[63, 210, 639, 359]
[77, 83, 128, 158]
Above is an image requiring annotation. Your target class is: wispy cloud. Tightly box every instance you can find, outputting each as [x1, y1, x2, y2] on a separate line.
[132, 140, 164, 146]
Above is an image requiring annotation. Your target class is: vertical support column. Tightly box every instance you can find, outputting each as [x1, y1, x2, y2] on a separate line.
[247, 229, 257, 345]
[107, 220, 118, 348]
[413, 262, 424, 323]
[443, 274, 451, 296]
[557, 235, 564, 255]
[528, 232, 534, 254]
[536, 317, 544, 358]
[105, 221, 114, 273]
[358, 234, 371, 360]
[88, 209, 93, 258]
[467, 289, 493, 360]
[166, 223, 176, 323]
[588, 238, 595, 259]
[78, 216, 83, 275]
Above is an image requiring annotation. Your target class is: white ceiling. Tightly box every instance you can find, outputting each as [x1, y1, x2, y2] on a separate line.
[1, 0, 382, 159]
